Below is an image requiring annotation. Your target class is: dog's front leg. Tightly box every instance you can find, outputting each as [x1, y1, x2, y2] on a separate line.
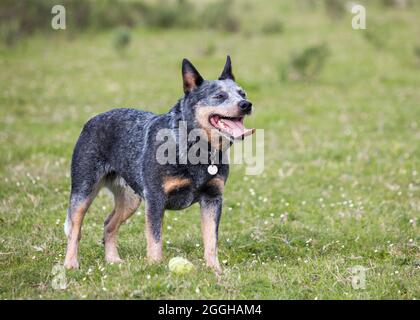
[200, 195, 222, 274]
[145, 199, 165, 263]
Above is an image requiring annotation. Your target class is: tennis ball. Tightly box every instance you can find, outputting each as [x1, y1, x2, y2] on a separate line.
[168, 257, 194, 275]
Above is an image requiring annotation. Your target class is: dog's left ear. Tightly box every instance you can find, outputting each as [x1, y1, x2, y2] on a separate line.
[219, 55, 235, 81]
[182, 58, 204, 94]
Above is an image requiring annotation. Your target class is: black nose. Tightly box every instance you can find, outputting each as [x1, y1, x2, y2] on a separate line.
[238, 100, 252, 112]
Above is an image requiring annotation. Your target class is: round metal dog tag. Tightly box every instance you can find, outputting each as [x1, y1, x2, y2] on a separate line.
[207, 165, 218, 175]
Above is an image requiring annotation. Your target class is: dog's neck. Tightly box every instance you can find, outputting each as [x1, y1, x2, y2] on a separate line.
[167, 99, 229, 165]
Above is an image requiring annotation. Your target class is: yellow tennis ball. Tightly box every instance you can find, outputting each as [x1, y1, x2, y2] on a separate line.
[168, 257, 194, 275]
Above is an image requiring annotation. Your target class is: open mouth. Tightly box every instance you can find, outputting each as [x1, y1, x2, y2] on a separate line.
[209, 115, 255, 140]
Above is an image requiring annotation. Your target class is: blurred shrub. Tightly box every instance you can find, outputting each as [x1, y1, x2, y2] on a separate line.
[200, 0, 240, 33]
[142, 0, 195, 29]
[0, 0, 50, 44]
[361, 20, 393, 50]
[297, 0, 320, 11]
[140, 0, 239, 32]
[261, 20, 284, 35]
[200, 42, 217, 57]
[112, 26, 131, 52]
[88, 0, 146, 29]
[363, 29, 386, 49]
[413, 46, 420, 66]
[324, 0, 346, 19]
[0, 20, 20, 46]
[282, 44, 330, 81]
[0, 0, 142, 44]
[381, 0, 412, 8]
[0, 0, 240, 44]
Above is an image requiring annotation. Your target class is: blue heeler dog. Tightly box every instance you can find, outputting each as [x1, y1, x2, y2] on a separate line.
[64, 56, 254, 274]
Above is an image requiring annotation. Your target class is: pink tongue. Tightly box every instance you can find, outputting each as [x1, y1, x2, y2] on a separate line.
[221, 118, 254, 139]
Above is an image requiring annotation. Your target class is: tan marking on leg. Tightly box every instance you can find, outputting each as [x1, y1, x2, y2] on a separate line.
[162, 176, 191, 194]
[104, 209, 120, 263]
[64, 199, 90, 269]
[145, 204, 163, 263]
[104, 188, 140, 264]
[201, 205, 221, 274]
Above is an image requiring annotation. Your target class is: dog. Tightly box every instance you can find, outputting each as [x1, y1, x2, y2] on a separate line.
[63, 56, 254, 274]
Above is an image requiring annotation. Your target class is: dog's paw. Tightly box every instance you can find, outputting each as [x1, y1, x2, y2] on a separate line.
[213, 264, 222, 275]
[63, 259, 79, 269]
[205, 261, 222, 275]
[105, 256, 124, 264]
[147, 256, 163, 264]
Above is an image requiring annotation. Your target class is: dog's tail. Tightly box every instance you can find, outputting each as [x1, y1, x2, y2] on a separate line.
[64, 208, 71, 237]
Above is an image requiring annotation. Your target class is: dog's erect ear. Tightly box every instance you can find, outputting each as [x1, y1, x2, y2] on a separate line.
[219, 55, 235, 81]
[182, 58, 204, 94]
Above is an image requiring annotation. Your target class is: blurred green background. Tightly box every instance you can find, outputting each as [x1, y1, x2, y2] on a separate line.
[0, 0, 419, 299]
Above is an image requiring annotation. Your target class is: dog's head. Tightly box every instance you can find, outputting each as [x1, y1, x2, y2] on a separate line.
[180, 56, 255, 147]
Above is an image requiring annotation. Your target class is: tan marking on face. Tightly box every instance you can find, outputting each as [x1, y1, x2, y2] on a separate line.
[201, 204, 221, 274]
[195, 107, 218, 139]
[163, 176, 191, 194]
[145, 209, 163, 263]
[195, 106, 241, 150]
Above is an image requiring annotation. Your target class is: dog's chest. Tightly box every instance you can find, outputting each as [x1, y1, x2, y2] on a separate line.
[163, 166, 226, 210]
[165, 184, 197, 210]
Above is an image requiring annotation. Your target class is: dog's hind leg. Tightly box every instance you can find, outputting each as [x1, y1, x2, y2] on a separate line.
[64, 186, 100, 269]
[103, 176, 141, 263]
[64, 157, 105, 269]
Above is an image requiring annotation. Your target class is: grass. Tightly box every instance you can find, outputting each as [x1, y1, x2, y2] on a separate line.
[0, 1, 419, 299]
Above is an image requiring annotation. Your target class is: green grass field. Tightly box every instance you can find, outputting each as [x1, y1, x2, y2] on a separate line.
[0, 1, 419, 299]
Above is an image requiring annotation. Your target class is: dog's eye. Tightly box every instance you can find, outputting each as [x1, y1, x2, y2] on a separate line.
[214, 92, 227, 100]
[238, 90, 246, 98]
